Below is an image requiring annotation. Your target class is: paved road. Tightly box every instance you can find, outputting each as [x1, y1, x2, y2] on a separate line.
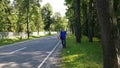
[0, 35, 62, 68]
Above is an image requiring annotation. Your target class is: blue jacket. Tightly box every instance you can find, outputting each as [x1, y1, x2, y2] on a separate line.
[60, 31, 66, 40]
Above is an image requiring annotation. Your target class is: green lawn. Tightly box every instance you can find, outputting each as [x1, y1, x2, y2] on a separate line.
[0, 35, 45, 46]
[62, 35, 103, 68]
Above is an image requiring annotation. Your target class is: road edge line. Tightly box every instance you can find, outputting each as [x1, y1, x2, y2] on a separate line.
[37, 40, 61, 68]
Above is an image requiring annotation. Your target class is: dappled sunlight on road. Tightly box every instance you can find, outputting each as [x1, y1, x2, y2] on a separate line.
[0, 62, 32, 68]
[0, 51, 50, 68]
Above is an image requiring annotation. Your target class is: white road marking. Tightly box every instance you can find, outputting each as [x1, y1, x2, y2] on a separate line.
[0, 47, 27, 58]
[0, 53, 11, 55]
[9, 47, 27, 54]
[0, 47, 27, 55]
[37, 40, 60, 68]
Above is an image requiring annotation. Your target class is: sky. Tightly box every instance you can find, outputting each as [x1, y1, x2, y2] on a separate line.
[40, 0, 67, 17]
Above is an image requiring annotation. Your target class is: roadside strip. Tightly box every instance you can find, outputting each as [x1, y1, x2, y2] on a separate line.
[37, 40, 61, 68]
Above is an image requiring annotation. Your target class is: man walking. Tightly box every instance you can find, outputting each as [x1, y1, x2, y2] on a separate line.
[60, 30, 67, 48]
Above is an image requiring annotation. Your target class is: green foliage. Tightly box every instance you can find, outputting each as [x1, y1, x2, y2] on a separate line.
[0, 0, 44, 33]
[65, 0, 74, 33]
[29, 0, 44, 32]
[62, 35, 103, 68]
[51, 12, 68, 31]
[0, 0, 14, 32]
[42, 3, 53, 31]
[0, 0, 68, 33]
[65, 0, 100, 38]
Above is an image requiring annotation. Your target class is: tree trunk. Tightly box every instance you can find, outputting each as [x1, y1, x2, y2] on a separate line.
[88, 0, 93, 42]
[74, 0, 81, 43]
[27, 0, 30, 39]
[96, 0, 118, 68]
[82, 0, 88, 37]
[37, 20, 40, 36]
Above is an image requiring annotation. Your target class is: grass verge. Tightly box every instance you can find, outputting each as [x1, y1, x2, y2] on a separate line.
[62, 35, 103, 68]
[0, 35, 50, 46]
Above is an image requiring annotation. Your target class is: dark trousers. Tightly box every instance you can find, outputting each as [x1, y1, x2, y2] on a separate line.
[61, 39, 66, 48]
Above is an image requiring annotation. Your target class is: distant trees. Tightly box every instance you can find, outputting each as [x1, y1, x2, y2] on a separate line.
[41, 3, 53, 32]
[51, 12, 68, 31]
[12, 0, 43, 39]
[0, 0, 46, 39]
[0, 1, 67, 37]
[41, 3, 68, 32]
[0, 0, 13, 32]
[14, 0, 26, 34]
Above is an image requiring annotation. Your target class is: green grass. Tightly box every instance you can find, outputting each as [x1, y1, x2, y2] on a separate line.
[0, 35, 49, 46]
[62, 35, 103, 68]
[0, 38, 27, 46]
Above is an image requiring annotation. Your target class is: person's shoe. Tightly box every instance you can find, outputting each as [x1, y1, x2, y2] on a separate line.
[63, 46, 66, 48]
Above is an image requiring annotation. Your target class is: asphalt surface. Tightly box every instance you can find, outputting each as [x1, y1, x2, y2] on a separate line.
[0, 35, 62, 68]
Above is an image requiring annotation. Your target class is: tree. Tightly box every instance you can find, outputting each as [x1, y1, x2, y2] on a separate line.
[74, 0, 81, 43]
[65, 0, 74, 34]
[51, 12, 68, 31]
[14, 0, 29, 39]
[81, 0, 88, 36]
[114, 0, 120, 32]
[26, 0, 30, 39]
[14, 0, 43, 39]
[32, 2, 44, 34]
[0, 0, 14, 32]
[96, 0, 119, 68]
[65, 0, 101, 41]
[87, 0, 93, 42]
[14, 0, 31, 39]
[82, 0, 98, 42]
[66, 7, 74, 34]
[52, 12, 62, 31]
[41, 3, 53, 31]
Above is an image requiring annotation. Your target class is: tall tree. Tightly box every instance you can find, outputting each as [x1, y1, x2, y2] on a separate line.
[14, 0, 43, 39]
[14, 0, 28, 39]
[32, 1, 44, 34]
[41, 3, 53, 31]
[96, 0, 119, 68]
[87, 0, 93, 42]
[114, 0, 120, 32]
[26, 0, 30, 39]
[65, 0, 74, 34]
[82, 0, 88, 36]
[0, 0, 13, 32]
[74, 0, 81, 43]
